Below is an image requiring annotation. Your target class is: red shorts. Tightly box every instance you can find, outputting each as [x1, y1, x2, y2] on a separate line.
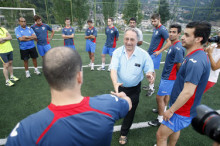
[204, 81, 215, 93]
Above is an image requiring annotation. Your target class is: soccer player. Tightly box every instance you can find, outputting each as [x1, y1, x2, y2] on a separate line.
[85, 20, 97, 71]
[128, 17, 143, 46]
[62, 17, 75, 49]
[6, 47, 132, 146]
[143, 13, 171, 96]
[156, 21, 211, 146]
[148, 24, 185, 126]
[31, 15, 55, 57]
[0, 26, 19, 86]
[15, 17, 41, 78]
[97, 17, 119, 71]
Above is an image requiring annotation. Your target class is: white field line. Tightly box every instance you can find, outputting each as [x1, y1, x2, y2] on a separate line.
[0, 62, 165, 70]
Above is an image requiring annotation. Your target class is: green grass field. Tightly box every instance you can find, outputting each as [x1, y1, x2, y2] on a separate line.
[0, 32, 219, 146]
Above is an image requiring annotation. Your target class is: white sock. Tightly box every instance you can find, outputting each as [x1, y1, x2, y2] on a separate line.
[149, 83, 154, 90]
[102, 63, 105, 68]
[26, 70, 29, 73]
[91, 63, 94, 68]
[34, 68, 38, 71]
[10, 75, 13, 78]
[157, 115, 163, 123]
[164, 106, 167, 112]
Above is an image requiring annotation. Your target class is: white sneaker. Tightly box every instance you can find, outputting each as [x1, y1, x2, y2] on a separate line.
[108, 68, 111, 72]
[97, 66, 105, 71]
[6, 80, 14, 87]
[34, 68, 41, 75]
[26, 71, 31, 78]
[91, 66, 94, 71]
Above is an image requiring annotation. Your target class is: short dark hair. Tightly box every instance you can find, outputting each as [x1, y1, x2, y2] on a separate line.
[65, 17, 70, 21]
[87, 20, 92, 23]
[129, 17, 136, 23]
[186, 21, 211, 45]
[170, 24, 182, 33]
[151, 13, 160, 20]
[108, 17, 114, 22]
[33, 15, 41, 22]
[43, 47, 82, 91]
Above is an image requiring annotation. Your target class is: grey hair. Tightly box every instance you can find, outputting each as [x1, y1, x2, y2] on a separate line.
[124, 27, 139, 41]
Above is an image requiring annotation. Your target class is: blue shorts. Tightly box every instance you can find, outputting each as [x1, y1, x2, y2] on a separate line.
[102, 46, 115, 56]
[162, 113, 193, 132]
[37, 44, 51, 56]
[65, 45, 76, 50]
[151, 53, 162, 70]
[86, 40, 96, 53]
[157, 79, 175, 96]
[0, 51, 13, 63]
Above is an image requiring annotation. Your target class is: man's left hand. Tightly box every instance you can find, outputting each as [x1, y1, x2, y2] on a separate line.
[153, 51, 161, 56]
[47, 38, 51, 43]
[146, 72, 154, 84]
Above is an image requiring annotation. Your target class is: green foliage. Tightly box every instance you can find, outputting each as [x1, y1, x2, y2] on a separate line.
[158, 0, 170, 24]
[102, 0, 116, 24]
[72, 0, 90, 31]
[122, 0, 143, 24]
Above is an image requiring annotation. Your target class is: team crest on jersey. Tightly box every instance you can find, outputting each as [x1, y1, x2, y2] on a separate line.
[176, 47, 180, 50]
[91, 30, 93, 33]
[155, 31, 158, 35]
[168, 49, 172, 54]
[111, 30, 114, 33]
[29, 30, 31, 33]
[70, 29, 72, 32]
[189, 58, 197, 63]
[21, 31, 23, 33]
[110, 95, 119, 102]
[42, 27, 45, 30]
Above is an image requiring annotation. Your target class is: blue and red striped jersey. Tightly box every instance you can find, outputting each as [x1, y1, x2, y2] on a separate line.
[6, 94, 129, 146]
[161, 41, 185, 80]
[148, 25, 169, 55]
[85, 27, 97, 43]
[62, 27, 75, 46]
[105, 26, 119, 48]
[31, 23, 52, 46]
[170, 49, 210, 117]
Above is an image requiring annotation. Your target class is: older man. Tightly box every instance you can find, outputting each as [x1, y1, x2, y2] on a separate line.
[110, 28, 154, 145]
[6, 47, 131, 146]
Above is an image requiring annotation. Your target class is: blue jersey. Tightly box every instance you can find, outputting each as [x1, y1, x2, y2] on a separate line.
[85, 27, 97, 43]
[62, 27, 75, 46]
[170, 49, 210, 117]
[148, 25, 169, 55]
[6, 95, 129, 146]
[31, 23, 52, 46]
[15, 25, 35, 50]
[162, 41, 185, 80]
[105, 26, 119, 48]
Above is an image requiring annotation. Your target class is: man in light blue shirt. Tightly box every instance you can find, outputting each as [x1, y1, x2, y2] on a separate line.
[110, 28, 154, 145]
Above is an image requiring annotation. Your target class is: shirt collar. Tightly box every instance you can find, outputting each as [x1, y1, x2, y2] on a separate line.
[186, 48, 204, 57]
[123, 46, 138, 57]
[19, 25, 27, 30]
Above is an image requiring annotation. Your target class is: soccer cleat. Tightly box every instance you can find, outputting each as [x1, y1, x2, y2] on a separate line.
[26, 71, 31, 78]
[148, 119, 161, 127]
[108, 68, 111, 72]
[10, 76, 19, 81]
[142, 85, 150, 91]
[34, 68, 41, 75]
[152, 108, 158, 113]
[97, 66, 105, 71]
[146, 88, 155, 96]
[6, 80, 14, 87]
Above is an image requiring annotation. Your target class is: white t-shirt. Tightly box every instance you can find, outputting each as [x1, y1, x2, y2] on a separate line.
[208, 47, 220, 83]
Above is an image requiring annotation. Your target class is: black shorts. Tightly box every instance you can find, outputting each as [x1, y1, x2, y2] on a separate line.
[20, 47, 38, 60]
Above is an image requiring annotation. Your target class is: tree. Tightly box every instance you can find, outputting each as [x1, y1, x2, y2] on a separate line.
[122, 0, 143, 24]
[158, 0, 170, 25]
[72, 0, 90, 31]
[102, 0, 116, 24]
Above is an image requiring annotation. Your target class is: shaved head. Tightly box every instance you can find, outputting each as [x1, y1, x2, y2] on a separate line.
[43, 47, 82, 91]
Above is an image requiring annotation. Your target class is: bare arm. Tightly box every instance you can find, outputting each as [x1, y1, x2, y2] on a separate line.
[47, 30, 55, 43]
[110, 69, 123, 93]
[110, 91, 132, 111]
[0, 32, 12, 44]
[163, 82, 197, 121]
[145, 72, 154, 84]
[18, 34, 37, 41]
[154, 38, 171, 56]
[207, 46, 220, 71]
[116, 38, 119, 41]
[62, 34, 74, 39]
[176, 63, 182, 72]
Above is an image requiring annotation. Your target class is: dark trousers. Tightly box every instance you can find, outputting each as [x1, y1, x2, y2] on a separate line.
[119, 82, 141, 136]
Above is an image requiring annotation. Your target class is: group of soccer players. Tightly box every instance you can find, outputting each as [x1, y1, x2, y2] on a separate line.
[1, 12, 220, 146]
